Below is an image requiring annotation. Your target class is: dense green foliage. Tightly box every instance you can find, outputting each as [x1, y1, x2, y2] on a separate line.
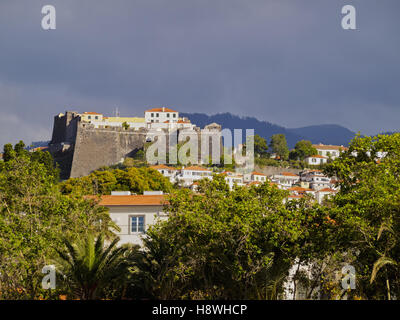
[0, 142, 115, 299]
[289, 140, 318, 160]
[60, 167, 173, 196]
[55, 234, 135, 299]
[253, 134, 269, 158]
[323, 133, 400, 299]
[269, 134, 289, 160]
[127, 175, 333, 299]
[2, 134, 400, 300]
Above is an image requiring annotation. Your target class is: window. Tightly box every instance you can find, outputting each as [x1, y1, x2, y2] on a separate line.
[156, 113, 159, 117]
[167, 113, 170, 118]
[95, 116, 98, 120]
[88, 115, 91, 119]
[173, 114, 176, 118]
[151, 113, 154, 117]
[131, 216, 145, 233]
[312, 158, 316, 163]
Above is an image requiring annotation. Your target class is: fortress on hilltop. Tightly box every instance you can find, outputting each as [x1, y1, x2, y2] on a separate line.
[48, 107, 222, 179]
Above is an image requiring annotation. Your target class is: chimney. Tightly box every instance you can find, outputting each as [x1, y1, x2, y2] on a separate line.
[162, 107, 165, 112]
[143, 191, 163, 195]
[111, 191, 131, 195]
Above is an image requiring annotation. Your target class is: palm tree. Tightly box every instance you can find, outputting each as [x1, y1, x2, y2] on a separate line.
[55, 233, 132, 300]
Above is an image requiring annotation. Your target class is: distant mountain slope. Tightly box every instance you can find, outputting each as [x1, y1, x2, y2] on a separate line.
[287, 125, 356, 146]
[181, 112, 355, 148]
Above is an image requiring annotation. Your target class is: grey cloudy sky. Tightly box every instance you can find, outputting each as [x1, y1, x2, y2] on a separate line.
[0, 0, 399, 146]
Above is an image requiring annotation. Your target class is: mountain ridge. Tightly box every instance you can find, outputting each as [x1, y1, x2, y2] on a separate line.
[181, 112, 355, 148]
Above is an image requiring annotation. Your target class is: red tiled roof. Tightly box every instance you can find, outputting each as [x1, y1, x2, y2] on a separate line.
[88, 195, 167, 206]
[247, 181, 261, 186]
[308, 154, 327, 159]
[288, 195, 304, 199]
[252, 171, 266, 176]
[83, 112, 102, 115]
[146, 107, 177, 113]
[280, 172, 299, 177]
[221, 171, 233, 175]
[288, 186, 314, 192]
[150, 164, 176, 170]
[318, 188, 337, 193]
[312, 144, 348, 151]
[183, 166, 212, 172]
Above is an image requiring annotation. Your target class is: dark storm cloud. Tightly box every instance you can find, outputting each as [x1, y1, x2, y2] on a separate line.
[0, 0, 399, 146]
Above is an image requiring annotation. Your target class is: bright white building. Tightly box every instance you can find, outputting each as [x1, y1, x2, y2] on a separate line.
[150, 164, 179, 183]
[145, 107, 179, 124]
[176, 166, 213, 186]
[305, 154, 328, 165]
[243, 171, 268, 183]
[300, 170, 331, 191]
[221, 171, 245, 189]
[270, 172, 300, 189]
[93, 191, 167, 246]
[312, 144, 348, 160]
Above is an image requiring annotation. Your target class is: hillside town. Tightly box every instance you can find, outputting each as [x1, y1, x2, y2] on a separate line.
[1, 106, 397, 301]
[38, 107, 346, 249]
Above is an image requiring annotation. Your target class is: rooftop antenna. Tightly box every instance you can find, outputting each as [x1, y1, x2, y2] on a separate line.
[114, 107, 120, 117]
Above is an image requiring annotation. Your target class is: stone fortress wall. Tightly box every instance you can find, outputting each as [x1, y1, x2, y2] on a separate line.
[49, 111, 223, 179]
[69, 123, 147, 178]
[50, 112, 148, 179]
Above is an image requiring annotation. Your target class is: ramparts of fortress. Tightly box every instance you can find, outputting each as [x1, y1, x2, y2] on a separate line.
[49, 111, 222, 179]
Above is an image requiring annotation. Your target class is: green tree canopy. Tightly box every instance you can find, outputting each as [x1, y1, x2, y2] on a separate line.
[60, 166, 173, 196]
[290, 140, 318, 160]
[324, 133, 400, 299]
[270, 134, 289, 160]
[0, 143, 116, 299]
[127, 175, 333, 299]
[253, 134, 269, 158]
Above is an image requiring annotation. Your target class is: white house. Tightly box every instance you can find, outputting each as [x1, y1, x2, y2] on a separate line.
[270, 172, 300, 189]
[145, 107, 179, 124]
[288, 186, 316, 197]
[150, 164, 179, 183]
[176, 166, 213, 186]
[305, 154, 328, 165]
[221, 171, 245, 189]
[300, 170, 332, 191]
[92, 191, 167, 246]
[312, 144, 348, 160]
[243, 171, 268, 183]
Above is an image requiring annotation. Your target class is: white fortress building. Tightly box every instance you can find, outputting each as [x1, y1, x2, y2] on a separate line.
[78, 107, 195, 131]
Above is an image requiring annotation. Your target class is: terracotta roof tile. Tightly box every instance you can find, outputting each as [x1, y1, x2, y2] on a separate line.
[308, 154, 328, 159]
[312, 144, 348, 151]
[183, 166, 212, 172]
[252, 171, 266, 176]
[146, 107, 178, 113]
[280, 172, 299, 177]
[87, 195, 167, 206]
[150, 164, 177, 170]
[318, 188, 337, 193]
